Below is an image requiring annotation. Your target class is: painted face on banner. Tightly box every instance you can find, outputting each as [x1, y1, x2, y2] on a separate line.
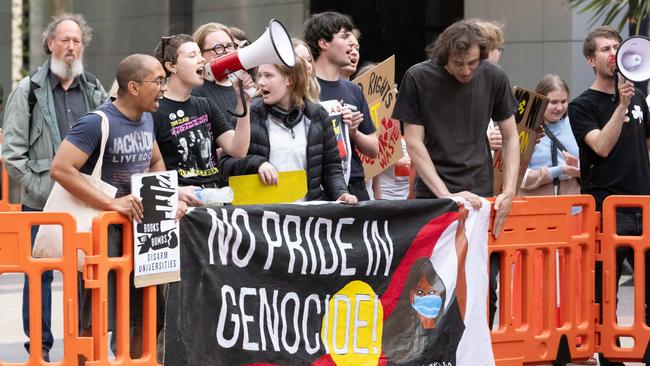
[588, 36, 620, 80]
[445, 44, 481, 84]
[257, 64, 292, 109]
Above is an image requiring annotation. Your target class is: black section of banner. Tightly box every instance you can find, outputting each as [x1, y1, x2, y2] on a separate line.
[165, 199, 458, 366]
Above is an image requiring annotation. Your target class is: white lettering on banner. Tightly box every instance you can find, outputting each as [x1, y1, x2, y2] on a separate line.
[215, 286, 382, 355]
[262, 211, 283, 270]
[280, 292, 300, 354]
[207, 209, 394, 276]
[216, 285, 239, 348]
[259, 288, 280, 352]
[315, 218, 338, 275]
[332, 294, 351, 355]
[239, 287, 259, 351]
[335, 218, 356, 276]
[303, 294, 321, 355]
[353, 294, 370, 354]
[284, 215, 306, 274]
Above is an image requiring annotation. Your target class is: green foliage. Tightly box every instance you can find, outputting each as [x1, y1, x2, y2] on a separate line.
[566, 0, 649, 34]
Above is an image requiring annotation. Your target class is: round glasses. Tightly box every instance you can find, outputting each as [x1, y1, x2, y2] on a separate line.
[202, 42, 239, 56]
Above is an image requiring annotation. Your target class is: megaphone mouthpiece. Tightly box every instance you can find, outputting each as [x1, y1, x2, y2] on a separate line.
[616, 36, 650, 82]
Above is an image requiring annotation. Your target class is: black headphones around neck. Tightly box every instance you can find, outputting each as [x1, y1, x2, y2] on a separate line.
[268, 105, 304, 130]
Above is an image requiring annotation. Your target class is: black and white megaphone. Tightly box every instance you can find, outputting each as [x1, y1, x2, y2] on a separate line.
[204, 19, 295, 82]
[616, 36, 650, 83]
[610, 36, 650, 102]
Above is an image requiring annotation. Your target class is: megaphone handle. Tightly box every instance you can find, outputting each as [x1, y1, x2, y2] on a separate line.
[612, 71, 619, 103]
[227, 79, 248, 118]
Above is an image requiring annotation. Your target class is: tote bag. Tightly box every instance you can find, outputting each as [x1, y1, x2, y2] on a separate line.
[33, 111, 117, 270]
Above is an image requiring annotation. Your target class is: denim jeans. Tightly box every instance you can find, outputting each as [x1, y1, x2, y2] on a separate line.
[21, 205, 54, 353]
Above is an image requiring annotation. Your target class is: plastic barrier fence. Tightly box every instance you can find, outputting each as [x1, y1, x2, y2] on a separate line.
[489, 195, 597, 365]
[2, 196, 650, 365]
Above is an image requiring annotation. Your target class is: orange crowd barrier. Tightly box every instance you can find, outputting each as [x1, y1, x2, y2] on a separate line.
[84, 212, 159, 366]
[0, 159, 20, 212]
[598, 195, 650, 363]
[0, 211, 159, 366]
[4, 195, 650, 365]
[489, 195, 597, 365]
[0, 212, 93, 366]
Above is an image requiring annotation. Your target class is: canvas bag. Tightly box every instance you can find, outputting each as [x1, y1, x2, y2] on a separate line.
[33, 110, 117, 270]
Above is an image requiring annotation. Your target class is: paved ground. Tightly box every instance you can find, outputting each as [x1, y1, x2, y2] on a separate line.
[0, 272, 644, 364]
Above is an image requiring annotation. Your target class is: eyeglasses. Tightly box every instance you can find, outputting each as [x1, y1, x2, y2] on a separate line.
[498, 47, 505, 53]
[202, 42, 239, 56]
[135, 77, 169, 88]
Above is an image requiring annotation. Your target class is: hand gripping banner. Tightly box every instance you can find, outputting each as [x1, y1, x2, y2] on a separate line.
[164, 199, 493, 366]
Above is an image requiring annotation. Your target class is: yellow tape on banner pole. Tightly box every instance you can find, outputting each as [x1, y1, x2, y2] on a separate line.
[228, 170, 308, 205]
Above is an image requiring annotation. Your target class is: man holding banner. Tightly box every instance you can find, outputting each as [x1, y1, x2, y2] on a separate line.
[392, 19, 519, 238]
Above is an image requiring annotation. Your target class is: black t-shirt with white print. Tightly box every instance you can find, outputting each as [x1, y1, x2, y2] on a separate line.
[152, 96, 232, 186]
[568, 87, 650, 210]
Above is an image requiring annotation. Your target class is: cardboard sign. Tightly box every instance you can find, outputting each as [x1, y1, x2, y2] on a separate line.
[352, 56, 403, 179]
[131, 170, 181, 288]
[319, 99, 352, 183]
[493, 87, 549, 195]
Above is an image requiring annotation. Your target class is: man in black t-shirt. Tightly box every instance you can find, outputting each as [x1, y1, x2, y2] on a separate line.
[392, 20, 519, 238]
[304, 11, 379, 200]
[568, 26, 650, 366]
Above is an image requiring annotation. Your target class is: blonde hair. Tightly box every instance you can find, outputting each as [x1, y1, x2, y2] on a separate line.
[268, 57, 314, 109]
[292, 38, 320, 102]
[473, 19, 505, 52]
[192, 22, 234, 50]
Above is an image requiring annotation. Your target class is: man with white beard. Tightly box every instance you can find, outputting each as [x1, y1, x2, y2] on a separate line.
[2, 13, 107, 362]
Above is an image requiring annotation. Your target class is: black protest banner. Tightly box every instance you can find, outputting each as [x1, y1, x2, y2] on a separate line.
[165, 199, 493, 366]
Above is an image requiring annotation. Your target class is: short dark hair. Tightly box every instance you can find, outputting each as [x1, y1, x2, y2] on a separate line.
[303, 11, 354, 60]
[582, 26, 622, 59]
[153, 34, 195, 76]
[426, 20, 489, 66]
[42, 13, 93, 55]
[116, 54, 161, 96]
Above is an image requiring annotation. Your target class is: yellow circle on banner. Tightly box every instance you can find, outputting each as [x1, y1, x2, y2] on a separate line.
[321, 280, 384, 366]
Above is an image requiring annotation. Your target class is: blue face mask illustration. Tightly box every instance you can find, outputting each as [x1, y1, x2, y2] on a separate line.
[412, 294, 442, 319]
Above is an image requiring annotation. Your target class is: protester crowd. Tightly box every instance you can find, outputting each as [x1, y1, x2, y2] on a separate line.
[2, 10, 649, 366]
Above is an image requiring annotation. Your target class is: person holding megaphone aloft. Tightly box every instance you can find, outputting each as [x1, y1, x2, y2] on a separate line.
[219, 57, 357, 204]
[568, 26, 650, 366]
[152, 34, 252, 206]
[192, 23, 252, 128]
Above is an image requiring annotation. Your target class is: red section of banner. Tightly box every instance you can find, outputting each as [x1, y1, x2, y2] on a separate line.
[380, 211, 459, 319]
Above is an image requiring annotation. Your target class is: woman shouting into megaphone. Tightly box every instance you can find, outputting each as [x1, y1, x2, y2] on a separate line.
[219, 58, 357, 204]
[151, 34, 253, 203]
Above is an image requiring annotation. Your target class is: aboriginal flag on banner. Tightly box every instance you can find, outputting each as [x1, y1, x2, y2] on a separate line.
[164, 199, 493, 366]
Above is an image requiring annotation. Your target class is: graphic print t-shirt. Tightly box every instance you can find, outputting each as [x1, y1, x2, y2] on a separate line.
[65, 101, 155, 197]
[152, 96, 232, 186]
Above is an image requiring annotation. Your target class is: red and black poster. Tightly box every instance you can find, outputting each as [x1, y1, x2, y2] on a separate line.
[165, 199, 493, 366]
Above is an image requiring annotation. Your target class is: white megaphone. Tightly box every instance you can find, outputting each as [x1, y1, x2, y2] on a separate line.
[616, 36, 650, 82]
[204, 19, 295, 82]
